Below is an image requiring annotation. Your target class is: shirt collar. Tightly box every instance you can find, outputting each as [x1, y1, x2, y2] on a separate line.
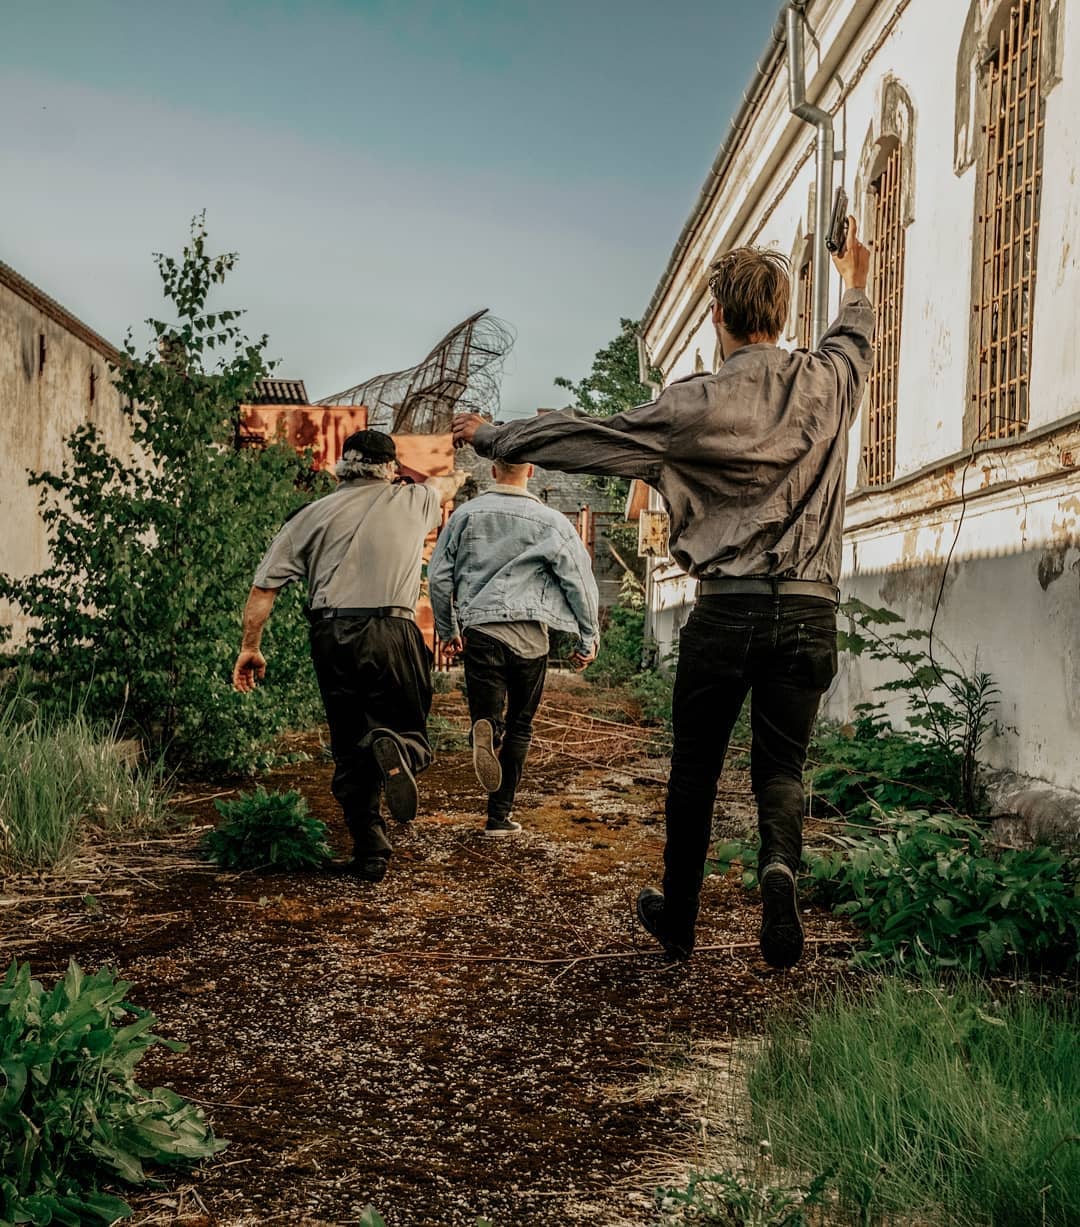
[489, 483, 543, 503]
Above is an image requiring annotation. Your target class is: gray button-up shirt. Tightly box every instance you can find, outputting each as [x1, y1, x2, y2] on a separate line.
[472, 290, 874, 587]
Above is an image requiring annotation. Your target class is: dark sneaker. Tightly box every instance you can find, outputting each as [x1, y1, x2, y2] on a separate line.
[343, 855, 389, 883]
[635, 887, 693, 961]
[482, 815, 522, 836]
[472, 719, 503, 792]
[759, 862, 805, 968]
[372, 736, 418, 824]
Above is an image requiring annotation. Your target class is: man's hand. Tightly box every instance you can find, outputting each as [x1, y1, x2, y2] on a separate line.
[568, 648, 596, 673]
[425, 469, 468, 505]
[831, 215, 870, 291]
[232, 650, 267, 693]
[441, 635, 465, 659]
[452, 413, 486, 450]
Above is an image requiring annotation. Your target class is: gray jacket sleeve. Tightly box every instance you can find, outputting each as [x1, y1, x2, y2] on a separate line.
[426, 516, 461, 642]
[815, 289, 876, 424]
[549, 524, 601, 655]
[472, 398, 674, 483]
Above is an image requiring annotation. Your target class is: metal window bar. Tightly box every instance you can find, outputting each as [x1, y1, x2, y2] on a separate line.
[974, 0, 1045, 440]
[863, 144, 906, 485]
[797, 254, 814, 350]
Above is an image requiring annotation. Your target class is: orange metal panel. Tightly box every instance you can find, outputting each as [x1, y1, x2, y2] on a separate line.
[240, 403, 369, 470]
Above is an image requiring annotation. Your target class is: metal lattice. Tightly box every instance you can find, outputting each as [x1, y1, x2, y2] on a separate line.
[797, 254, 814, 350]
[974, 0, 1045, 440]
[864, 143, 905, 486]
[317, 309, 515, 434]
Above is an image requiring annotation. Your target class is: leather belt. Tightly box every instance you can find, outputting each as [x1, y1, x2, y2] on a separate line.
[307, 606, 416, 622]
[698, 577, 839, 603]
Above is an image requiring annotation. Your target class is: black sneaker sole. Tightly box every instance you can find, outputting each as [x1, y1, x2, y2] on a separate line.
[472, 719, 503, 792]
[760, 865, 805, 968]
[636, 887, 692, 961]
[481, 821, 522, 836]
[372, 738, 418, 824]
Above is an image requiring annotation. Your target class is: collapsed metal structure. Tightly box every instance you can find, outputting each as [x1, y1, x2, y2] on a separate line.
[316, 309, 515, 435]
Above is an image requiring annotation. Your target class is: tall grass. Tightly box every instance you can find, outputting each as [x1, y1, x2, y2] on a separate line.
[748, 976, 1080, 1226]
[0, 690, 167, 869]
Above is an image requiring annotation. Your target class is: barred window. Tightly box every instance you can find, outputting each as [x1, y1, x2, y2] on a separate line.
[973, 0, 1046, 440]
[863, 142, 905, 486]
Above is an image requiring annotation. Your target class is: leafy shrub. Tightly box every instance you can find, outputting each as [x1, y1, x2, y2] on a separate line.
[748, 977, 1080, 1226]
[657, 1168, 831, 1225]
[0, 960, 225, 1225]
[203, 786, 332, 871]
[0, 688, 167, 870]
[585, 600, 645, 686]
[0, 218, 330, 776]
[805, 810, 1080, 971]
[809, 712, 964, 822]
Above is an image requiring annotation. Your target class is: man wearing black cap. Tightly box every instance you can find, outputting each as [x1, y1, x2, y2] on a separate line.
[232, 429, 466, 881]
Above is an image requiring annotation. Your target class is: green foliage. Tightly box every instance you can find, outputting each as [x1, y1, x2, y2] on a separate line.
[0, 686, 167, 870]
[0, 960, 225, 1225]
[810, 712, 964, 822]
[0, 216, 330, 775]
[585, 599, 645, 687]
[203, 787, 332, 872]
[428, 715, 470, 753]
[657, 1168, 832, 1226]
[748, 977, 1080, 1226]
[835, 599, 998, 815]
[554, 318, 662, 502]
[805, 810, 1080, 971]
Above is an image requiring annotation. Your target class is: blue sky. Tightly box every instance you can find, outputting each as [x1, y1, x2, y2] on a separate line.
[1, 1, 777, 416]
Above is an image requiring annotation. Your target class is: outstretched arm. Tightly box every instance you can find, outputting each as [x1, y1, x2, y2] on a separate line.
[452, 396, 673, 483]
[820, 215, 875, 421]
[233, 586, 278, 692]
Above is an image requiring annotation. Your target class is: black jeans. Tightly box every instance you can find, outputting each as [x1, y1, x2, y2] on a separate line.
[309, 615, 433, 858]
[463, 630, 548, 820]
[662, 595, 838, 928]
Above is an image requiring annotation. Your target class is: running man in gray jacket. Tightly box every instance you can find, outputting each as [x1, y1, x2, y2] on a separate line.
[453, 224, 872, 964]
[428, 459, 599, 834]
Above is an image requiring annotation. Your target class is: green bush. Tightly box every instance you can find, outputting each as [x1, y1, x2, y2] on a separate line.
[203, 787, 332, 871]
[0, 217, 330, 776]
[0, 960, 225, 1225]
[748, 977, 1080, 1226]
[585, 600, 645, 686]
[0, 689, 167, 870]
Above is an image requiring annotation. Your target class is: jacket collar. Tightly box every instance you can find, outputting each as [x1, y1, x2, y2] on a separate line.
[489, 483, 543, 503]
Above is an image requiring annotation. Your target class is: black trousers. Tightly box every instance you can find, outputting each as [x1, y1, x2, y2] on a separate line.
[309, 615, 433, 858]
[662, 596, 838, 929]
[463, 630, 548, 820]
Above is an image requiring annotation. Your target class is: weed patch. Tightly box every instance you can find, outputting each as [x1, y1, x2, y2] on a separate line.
[0, 960, 225, 1225]
[202, 787, 332, 871]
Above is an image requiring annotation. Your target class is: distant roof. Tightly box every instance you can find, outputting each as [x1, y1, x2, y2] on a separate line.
[249, 378, 310, 404]
[0, 259, 121, 363]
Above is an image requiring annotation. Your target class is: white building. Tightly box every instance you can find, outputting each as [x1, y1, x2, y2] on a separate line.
[636, 0, 1080, 793]
[0, 261, 130, 643]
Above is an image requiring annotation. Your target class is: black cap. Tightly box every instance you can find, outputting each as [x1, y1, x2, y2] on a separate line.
[341, 429, 397, 463]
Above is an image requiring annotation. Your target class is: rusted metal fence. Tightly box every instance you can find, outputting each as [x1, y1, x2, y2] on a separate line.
[864, 141, 905, 485]
[974, 0, 1045, 441]
[796, 254, 814, 350]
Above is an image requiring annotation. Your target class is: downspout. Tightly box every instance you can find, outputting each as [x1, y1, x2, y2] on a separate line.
[786, 2, 834, 346]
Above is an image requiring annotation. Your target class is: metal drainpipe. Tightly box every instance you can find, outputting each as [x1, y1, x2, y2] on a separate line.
[786, 2, 834, 347]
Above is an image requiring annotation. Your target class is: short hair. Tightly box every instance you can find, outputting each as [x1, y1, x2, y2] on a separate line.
[493, 459, 531, 481]
[707, 247, 791, 341]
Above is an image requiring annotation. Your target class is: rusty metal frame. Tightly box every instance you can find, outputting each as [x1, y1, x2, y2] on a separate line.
[863, 142, 905, 486]
[973, 0, 1045, 441]
[796, 254, 814, 351]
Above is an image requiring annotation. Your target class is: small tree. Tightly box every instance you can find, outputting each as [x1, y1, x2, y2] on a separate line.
[0, 216, 328, 773]
[554, 318, 662, 503]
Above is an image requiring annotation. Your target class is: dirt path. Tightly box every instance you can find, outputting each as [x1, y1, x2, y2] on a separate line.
[6, 677, 854, 1227]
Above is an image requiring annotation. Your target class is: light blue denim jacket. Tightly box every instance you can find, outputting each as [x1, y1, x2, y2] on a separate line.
[428, 485, 599, 655]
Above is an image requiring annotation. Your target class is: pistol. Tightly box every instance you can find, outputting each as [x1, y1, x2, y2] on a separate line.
[826, 186, 849, 256]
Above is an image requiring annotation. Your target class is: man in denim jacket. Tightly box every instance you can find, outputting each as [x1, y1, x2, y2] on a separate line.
[428, 460, 599, 834]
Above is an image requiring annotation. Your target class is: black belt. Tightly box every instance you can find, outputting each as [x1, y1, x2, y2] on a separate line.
[306, 606, 416, 622]
[698, 578, 839, 603]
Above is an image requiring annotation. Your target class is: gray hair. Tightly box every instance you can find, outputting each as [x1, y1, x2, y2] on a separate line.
[335, 456, 395, 482]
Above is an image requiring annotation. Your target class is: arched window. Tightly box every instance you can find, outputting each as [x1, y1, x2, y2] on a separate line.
[972, 0, 1047, 440]
[863, 140, 905, 485]
[796, 247, 814, 350]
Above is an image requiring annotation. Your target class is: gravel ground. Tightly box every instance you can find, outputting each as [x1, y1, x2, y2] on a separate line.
[7, 676, 855, 1226]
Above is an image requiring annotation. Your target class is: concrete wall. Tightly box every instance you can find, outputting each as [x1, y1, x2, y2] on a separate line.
[0, 267, 132, 642]
[639, 0, 1080, 790]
